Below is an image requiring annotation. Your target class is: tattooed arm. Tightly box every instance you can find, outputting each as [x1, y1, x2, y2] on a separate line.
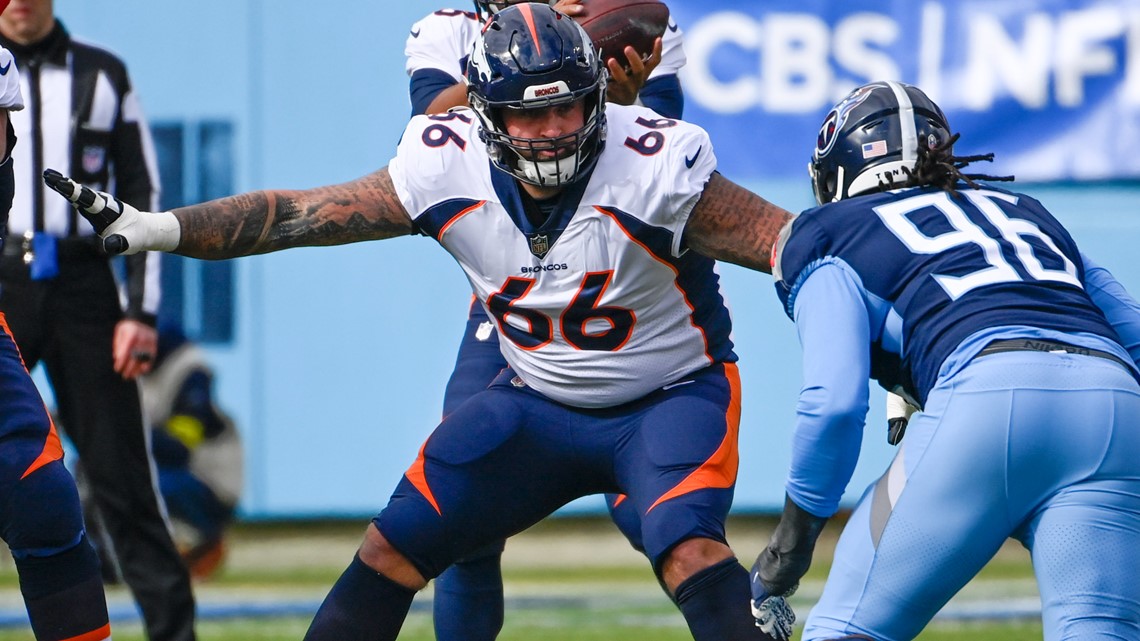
[172, 168, 413, 259]
[683, 172, 794, 275]
[43, 167, 414, 259]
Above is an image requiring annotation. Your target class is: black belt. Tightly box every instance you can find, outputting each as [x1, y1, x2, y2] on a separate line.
[976, 338, 1132, 371]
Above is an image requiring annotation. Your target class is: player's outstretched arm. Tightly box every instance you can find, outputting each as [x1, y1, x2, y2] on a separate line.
[44, 167, 414, 259]
[683, 173, 793, 274]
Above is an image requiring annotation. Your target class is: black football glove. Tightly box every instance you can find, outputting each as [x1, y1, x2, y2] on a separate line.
[750, 494, 829, 638]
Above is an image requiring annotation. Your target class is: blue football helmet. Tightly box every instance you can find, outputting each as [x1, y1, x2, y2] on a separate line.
[466, 2, 607, 187]
[810, 81, 952, 205]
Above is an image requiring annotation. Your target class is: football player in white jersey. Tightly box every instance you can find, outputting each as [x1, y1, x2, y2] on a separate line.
[46, 4, 792, 640]
[406, 3, 689, 639]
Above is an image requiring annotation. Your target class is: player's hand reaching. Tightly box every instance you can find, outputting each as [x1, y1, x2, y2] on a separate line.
[552, 0, 662, 106]
[605, 37, 662, 106]
[749, 584, 796, 640]
[750, 495, 829, 639]
[551, 0, 585, 18]
[43, 169, 179, 255]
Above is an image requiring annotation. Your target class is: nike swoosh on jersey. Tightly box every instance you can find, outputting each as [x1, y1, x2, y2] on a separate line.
[662, 379, 695, 390]
[410, 28, 421, 38]
[668, 22, 679, 32]
[684, 146, 702, 169]
[0, 61, 10, 75]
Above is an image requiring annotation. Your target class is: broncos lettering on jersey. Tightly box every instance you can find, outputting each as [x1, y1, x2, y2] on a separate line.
[773, 185, 1121, 406]
[388, 104, 731, 408]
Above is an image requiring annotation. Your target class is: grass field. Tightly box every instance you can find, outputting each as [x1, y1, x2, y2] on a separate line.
[0, 516, 1045, 640]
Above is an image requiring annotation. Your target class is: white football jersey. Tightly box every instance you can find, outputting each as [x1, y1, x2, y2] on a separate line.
[405, 8, 686, 85]
[0, 46, 23, 111]
[655, 16, 686, 79]
[388, 104, 732, 409]
[404, 8, 483, 84]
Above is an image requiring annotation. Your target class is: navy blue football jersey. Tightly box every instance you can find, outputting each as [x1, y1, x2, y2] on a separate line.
[774, 184, 1118, 405]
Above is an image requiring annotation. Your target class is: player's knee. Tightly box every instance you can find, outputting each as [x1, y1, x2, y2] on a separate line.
[658, 537, 734, 593]
[1, 461, 86, 554]
[358, 523, 428, 591]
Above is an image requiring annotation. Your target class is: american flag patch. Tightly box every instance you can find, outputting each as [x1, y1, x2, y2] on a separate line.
[862, 140, 888, 159]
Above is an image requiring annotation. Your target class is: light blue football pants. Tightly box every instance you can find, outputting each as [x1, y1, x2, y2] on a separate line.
[805, 349, 1140, 641]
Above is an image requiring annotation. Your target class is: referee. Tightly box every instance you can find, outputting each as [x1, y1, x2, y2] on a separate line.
[0, 1, 196, 640]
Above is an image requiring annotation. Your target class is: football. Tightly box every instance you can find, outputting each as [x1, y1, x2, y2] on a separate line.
[575, 0, 670, 68]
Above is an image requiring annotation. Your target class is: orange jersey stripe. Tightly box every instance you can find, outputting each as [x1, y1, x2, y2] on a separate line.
[647, 362, 741, 512]
[404, 442, 442, 516]
[593, 206, 714, 361]
[0, 313, 28, 369]
[439, 200, 487, 238]
[60, 623, 112, 641]
[21, 414, 64, 480]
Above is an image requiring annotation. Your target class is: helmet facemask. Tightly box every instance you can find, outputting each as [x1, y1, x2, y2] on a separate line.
[471, 83, 606, 187]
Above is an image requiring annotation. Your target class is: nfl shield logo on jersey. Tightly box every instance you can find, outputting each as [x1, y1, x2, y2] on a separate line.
[82, 146, 106, 174]
[528, 234, 550, 258]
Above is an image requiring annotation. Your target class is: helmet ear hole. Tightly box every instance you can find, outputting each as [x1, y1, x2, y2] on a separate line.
[809, 162, 838, 206]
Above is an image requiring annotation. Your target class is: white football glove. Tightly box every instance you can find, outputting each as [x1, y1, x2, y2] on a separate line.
[43, 168, 179, 255]
[751, 588, 796, 640]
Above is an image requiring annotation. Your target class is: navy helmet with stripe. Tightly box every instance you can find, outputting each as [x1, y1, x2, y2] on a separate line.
[810, 81, 952, 205]
[466, 2, 607, 187]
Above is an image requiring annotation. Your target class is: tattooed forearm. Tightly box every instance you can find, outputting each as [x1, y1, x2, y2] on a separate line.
[170, 168, 414, 259]
[683, 173, 794, 274]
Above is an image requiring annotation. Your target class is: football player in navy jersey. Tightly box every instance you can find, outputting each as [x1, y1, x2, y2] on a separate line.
[750, 80, 1140, 640]
[47, 5, 793, 640]
[405, 2, 689, 639]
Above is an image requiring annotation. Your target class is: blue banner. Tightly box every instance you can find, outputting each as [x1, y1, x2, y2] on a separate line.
[669, 0, 1140, 184]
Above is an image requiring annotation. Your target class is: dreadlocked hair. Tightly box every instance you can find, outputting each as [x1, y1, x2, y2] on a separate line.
[885, 132, 1015, 197]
